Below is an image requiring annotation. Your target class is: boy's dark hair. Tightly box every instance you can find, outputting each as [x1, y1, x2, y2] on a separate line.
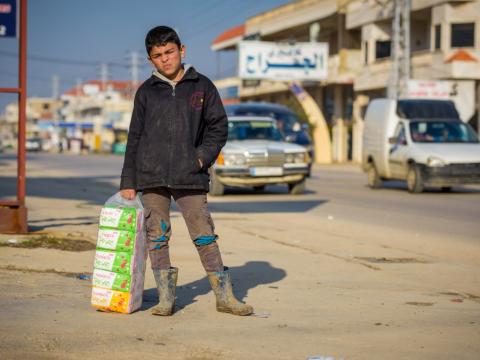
[145, 26, 181, 55]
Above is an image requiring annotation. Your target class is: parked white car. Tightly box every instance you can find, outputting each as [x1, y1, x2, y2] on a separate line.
[362, 98, 480, 193]
[210, 116, 310, 195]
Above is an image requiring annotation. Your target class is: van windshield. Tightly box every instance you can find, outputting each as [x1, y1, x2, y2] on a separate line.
[409, 121, 479, 143]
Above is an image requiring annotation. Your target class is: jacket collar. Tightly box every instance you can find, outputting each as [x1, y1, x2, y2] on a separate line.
[151, 65, 198, 85]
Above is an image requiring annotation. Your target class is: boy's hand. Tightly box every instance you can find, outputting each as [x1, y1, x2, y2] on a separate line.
[120, 189, 136, 200]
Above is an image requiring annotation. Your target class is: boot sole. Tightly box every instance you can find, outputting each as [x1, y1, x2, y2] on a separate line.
[151, 308, 174, 316]
[217, 306, 253, 316]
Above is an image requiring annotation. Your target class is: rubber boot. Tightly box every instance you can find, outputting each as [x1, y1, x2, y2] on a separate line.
[207, 267, 253, 316]
[151, 267, 178, 316]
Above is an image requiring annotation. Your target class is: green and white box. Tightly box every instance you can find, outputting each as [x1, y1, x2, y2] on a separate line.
[97, 229, 135, 253]
[93, 269, 132, 292]
[93, 250, 132, 275]
[99, 206, 137, 232]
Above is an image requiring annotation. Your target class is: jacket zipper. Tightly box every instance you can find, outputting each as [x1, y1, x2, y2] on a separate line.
[167, 83, 176, 186]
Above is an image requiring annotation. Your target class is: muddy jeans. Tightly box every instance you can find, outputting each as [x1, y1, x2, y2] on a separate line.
[142, 187, 224, 272]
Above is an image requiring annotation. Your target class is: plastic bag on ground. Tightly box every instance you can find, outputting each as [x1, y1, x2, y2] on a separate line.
[91, 192, 148, 314]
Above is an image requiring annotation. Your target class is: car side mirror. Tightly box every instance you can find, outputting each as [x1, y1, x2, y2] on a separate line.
[388, 137, 397, 145]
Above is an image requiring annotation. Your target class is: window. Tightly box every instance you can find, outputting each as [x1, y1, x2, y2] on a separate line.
[451, 23, 475, 48]
[375, 40, 391, 59]
[394, 124, 407, 145]
[364, 41, 369, 64]
[434, 24, 441, 50]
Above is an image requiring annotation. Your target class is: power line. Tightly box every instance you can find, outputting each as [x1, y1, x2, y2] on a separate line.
[0, 49, 125, 67]
[182, 0, 258, 43]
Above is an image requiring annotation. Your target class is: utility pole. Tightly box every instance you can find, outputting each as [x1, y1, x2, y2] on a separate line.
[388, 0, 411, 99]
[52, 74, 59, 99]
[76, 77, 82, 118]
[100, 63, 109, 92]
[129, 51, 140, 98]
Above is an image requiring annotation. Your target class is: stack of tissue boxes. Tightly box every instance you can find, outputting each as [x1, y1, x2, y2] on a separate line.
[91, 205, 147, 314]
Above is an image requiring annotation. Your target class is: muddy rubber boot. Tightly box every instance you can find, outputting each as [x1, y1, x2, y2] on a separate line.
[151, 267, 178, 316]
[207, 267, 253, 316]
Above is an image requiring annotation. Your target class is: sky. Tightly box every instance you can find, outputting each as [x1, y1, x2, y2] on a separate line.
[0, 0, 291, 113]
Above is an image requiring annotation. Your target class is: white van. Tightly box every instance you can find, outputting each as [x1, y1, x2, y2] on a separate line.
[362, 98, 480, 193]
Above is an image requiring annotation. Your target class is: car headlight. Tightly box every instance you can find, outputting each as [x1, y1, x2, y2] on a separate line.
[427, 157, 446, 167]
[285, 152, 307, 163]
[223, 153, 246, 166]
[294, 152, 306, 163]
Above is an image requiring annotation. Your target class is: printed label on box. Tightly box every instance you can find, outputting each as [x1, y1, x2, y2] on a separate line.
[94, 250, 131, 274]
[99, 206, 137, 231]
[93, 269, 131, 292]
[91, 287, 130, 313]
[97, 229, 135, 252]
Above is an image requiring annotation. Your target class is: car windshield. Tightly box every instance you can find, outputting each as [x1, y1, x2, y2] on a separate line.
[226, 106, 298, 132]
[409, 121, 479, 143]
[228, 120, 284, 141]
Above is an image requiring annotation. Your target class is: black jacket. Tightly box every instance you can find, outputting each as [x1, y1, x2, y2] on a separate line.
[120, 67, 228, 191]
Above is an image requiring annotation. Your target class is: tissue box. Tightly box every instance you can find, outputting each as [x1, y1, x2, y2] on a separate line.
[93, 269, 131, 292]
[93, 250, 132, 275]
[99, 206, 138, 232]
[96, 229, 135, 253]
[91, 287, 137, 314]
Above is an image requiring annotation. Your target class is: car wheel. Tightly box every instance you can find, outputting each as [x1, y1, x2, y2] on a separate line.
[253, 185, 265, 192]
[407, 163, 424, 193]
[288, 179, 306, 195]
[209, 170, 224, 196]
[367, 163, 382, 189]
[440, 186, 452, 192]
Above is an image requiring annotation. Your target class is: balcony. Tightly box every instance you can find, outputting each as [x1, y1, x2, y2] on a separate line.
[354, 49, 480, 92]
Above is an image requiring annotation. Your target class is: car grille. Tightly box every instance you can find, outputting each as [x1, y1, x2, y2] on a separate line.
[447, 163, 480, 175]
[246, 151, 284, 167]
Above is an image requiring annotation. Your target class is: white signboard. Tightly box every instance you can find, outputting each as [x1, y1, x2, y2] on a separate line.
[406, 80, 475, 122]
[238, 41, 328, 81]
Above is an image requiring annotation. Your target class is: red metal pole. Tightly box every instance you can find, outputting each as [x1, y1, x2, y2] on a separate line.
[0, 0, 28, 233]
[18, 0, 27, 206]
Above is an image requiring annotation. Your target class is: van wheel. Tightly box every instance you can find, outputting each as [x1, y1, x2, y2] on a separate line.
[367, 163, 382, 189]
[209, 171, 224, 196]
[407, 164, 424, 193]
[288, 179, 306, 195]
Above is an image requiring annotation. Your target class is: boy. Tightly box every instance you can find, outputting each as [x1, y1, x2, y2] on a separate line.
[120, 26, 253, 316]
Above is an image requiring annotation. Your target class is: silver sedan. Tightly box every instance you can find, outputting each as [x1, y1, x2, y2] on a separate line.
[210, 116, 310, 195]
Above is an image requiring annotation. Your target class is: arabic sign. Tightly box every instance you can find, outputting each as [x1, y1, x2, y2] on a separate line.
[406, 79, 475, 122]
[0, 0, 16, 38]
[238, 41, 328, 81]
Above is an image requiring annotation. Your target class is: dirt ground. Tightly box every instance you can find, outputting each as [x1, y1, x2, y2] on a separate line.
[0, 157, 479, 359]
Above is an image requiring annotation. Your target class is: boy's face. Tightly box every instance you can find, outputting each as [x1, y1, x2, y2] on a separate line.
[148, 42, 185, 80]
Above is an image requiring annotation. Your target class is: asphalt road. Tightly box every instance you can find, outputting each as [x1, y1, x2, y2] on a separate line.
[2, 152, 479, 242]
[1, 152, 480, 359]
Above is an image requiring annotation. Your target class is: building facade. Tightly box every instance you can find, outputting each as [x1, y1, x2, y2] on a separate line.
[212, 0, 480, 163]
